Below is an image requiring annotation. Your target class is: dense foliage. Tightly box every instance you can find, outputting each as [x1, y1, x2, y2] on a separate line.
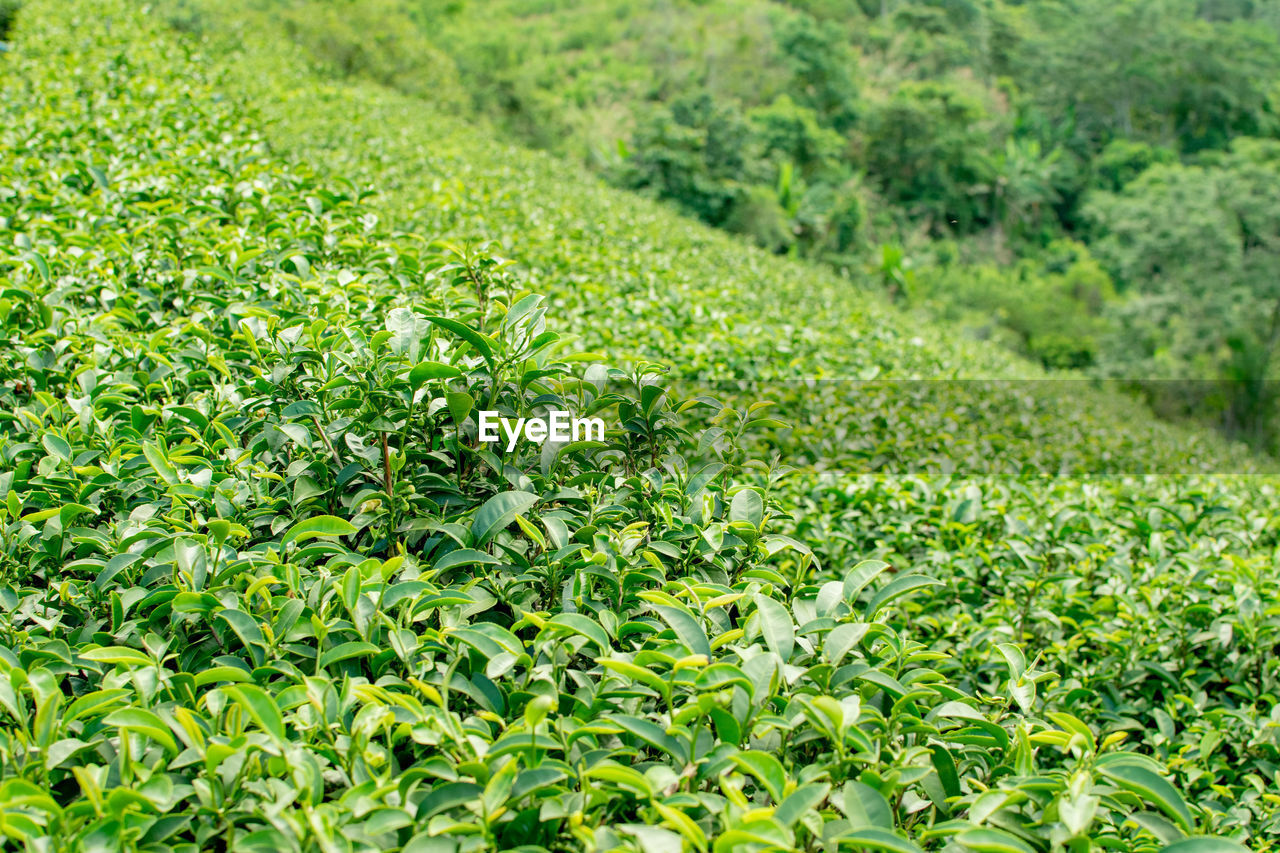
[0, 2, 1277, 852]
[239, 0, 1280, 446]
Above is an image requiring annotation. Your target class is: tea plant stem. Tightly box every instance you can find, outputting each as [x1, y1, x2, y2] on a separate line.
[381, 433, 396, 555]
[311, 415, 339, 463]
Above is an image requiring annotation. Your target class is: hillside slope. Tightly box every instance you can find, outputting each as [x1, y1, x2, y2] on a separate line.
[277, 0, 1280, 445]
[0, 1, 1276, 851]
[167, 0, 1257, 477]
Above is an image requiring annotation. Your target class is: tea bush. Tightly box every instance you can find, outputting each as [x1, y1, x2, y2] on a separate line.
[0, 2, 1276, 852]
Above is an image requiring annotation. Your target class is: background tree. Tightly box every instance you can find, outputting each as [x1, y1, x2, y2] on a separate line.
[1087, 142, 1280, 444]
[860, 79, 1004, 233]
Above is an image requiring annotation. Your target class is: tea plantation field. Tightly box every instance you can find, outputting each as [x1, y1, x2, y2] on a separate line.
[0, 2, 1277, 851]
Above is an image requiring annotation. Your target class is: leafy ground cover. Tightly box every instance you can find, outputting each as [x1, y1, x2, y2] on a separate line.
[0, 2, 1277, 852]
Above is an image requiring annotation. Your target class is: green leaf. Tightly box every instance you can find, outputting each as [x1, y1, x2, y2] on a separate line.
[834, 827, 923, 853]
[512, 767, 565, 802]
[956, 828, 1037, 853]
[64, 689, 130, 724]
[842, 781, 893, 830]
[224, 684, 286, 745]
[27, 251, 50, 283]
[387, 307, 429, 360]
[730, 489, 763, 527]
[930, 744, 961, 799]
[281, 515, 357, 546]
[754, 594, 795, 660]
[208, 519, 232, 546]
[598, 658, 670, 698]
[192, 667, 252, 687]
[524, 694, 555, 729]
[694, 662, 755, 695]
[1158, 839, 1250, 853]
[584, 762, 654, 798]
[341, 565, 360, 612]
[623, 824, 685, 853]
[547, 613, 611, 652]
[995, 643, 1026, 679]
[42, 434, 71, 462]
[45, 738, 94, 770]
[449, 627, 505, 659]
[102, 708, 178, 755]
[865, 573, 942, 617]
[425, 315, 495, 367]
[684, 462, 725, 498]
[80, 646, 152, 668]
[825, 622, 869, 666]
[483, 757, 518, 814]
[1128, 812, 1184, 845]
[433, 549, 500, 571]
[470, 491, 538, 546]
[775, 782, 829, 827]
[417, 782, 483, 820]
[409, 360, 461, 388]
[653, 605, 712, 658]
[276, 422, 312, 449]
[318, 641, 380, 669]
[843, 560, 890, 601]
[446, 390, 474, 424]
[1045, 711, 1097, 753]
[142, 441, 178, 486]
[217, 609, 265, 654]
[1098, 763, 1194, 834]
[87, 164, 109, 189]
[609, 714, 688, 763]
[730, 750, 787, 802]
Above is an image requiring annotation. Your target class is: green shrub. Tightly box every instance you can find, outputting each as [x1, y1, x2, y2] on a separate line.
[0, 0, 19, 40]
[724, 184, 794, 253]
[278, 0, 465, 107]
[860, 79, 1005, 234]
[1091, 138, 1178, 191]
[747, 94, 846, 180]
[915, 241, 1116, 369]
